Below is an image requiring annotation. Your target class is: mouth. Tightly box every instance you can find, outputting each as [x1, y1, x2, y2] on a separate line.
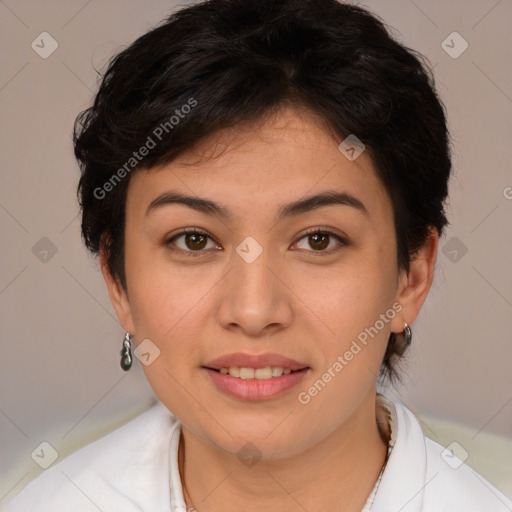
[202, 365, 310, 401]
[202, 352, 310, 400]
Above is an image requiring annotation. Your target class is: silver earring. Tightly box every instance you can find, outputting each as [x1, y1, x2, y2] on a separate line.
[120, 333, 133, 371]
[403, 323, 412, 346]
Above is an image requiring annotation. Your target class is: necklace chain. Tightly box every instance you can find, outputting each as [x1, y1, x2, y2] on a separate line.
[365, 446, 391, 511]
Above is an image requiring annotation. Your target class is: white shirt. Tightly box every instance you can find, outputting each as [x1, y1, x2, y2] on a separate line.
[1, 395, 511, 512]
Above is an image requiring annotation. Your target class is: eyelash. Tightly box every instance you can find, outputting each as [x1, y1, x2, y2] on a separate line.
[164, 227, 348, 258]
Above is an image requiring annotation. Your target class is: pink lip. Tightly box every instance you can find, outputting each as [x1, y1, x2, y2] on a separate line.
[203, 352, 308, 371]
[204, 367, 310, 401]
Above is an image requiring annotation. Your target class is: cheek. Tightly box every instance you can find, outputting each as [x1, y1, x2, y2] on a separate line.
[294, 255, 394, 333]
[127, 262, 207, 415]
[124, 237, 191, 333]
[125, 253, 216, 381]
[128, 272, 205, 349]
[291, 269, 394, 419]
[295, 255, 397, 389]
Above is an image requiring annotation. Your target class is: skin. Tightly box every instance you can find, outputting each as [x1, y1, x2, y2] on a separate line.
[101, 105, 438, 512]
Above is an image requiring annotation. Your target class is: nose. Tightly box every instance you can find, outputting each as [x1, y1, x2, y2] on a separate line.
[216, 242, 293, 339]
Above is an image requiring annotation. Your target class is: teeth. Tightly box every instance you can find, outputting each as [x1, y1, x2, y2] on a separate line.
[254, 367, 272, 379]
[218, 366, 297, 379]
[229, 367, 240, 378]
[239, 367, 255, 379]
[272, 367, 283, 377]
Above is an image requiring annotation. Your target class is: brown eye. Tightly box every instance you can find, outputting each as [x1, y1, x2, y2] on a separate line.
[165, 228, 219, 257]
[183, 232, 208, 250]
[308, 232, 330, 251]
[294, 229, 347, 255]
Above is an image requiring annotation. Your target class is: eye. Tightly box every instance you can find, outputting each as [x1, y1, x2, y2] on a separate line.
[293, 228, 347, 256]
[165, 228, 221, 258]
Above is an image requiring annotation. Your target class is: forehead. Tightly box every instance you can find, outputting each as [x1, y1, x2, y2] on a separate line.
[126, 106, 392, 225]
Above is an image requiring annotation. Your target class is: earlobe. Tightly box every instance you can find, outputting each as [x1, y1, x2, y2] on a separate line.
[390, 227, 439, 333]
[99, 246, 135, 334]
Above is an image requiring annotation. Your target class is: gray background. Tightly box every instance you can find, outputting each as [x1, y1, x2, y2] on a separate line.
[1, 0, 511, 503]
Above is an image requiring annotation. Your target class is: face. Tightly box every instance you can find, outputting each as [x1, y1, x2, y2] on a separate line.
[105, 105, 416, 459]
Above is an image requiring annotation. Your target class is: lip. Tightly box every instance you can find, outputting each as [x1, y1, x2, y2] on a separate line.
[203, 352, 309, 371]
[204, 367, 310, 401]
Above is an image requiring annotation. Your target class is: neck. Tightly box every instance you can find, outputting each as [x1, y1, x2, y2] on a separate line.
[178, 390, 389, 512]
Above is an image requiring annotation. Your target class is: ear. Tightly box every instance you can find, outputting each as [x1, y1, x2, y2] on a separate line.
[390, 227, 439, 334]
[100, 244, 135, 334]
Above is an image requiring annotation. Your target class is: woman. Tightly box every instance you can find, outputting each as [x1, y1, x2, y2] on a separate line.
[2, 0, 510, 511]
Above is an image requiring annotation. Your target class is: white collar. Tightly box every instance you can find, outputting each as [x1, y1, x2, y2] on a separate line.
[370, 395, 427, 511]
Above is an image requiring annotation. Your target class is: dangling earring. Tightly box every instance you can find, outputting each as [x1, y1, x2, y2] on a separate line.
[120, 333, 133, 371]
[403, 322, 412, 346]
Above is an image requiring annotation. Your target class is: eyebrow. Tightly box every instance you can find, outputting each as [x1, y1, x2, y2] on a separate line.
[145, 189, 368, 220]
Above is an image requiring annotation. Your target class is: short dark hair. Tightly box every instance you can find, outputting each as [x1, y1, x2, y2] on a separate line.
[73, 0, 452, 384]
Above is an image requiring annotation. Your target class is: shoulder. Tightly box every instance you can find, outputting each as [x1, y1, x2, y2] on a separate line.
[374, 396, 512, 512]
[421, 434, 512, 511]
[0, 401, 178, 512]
